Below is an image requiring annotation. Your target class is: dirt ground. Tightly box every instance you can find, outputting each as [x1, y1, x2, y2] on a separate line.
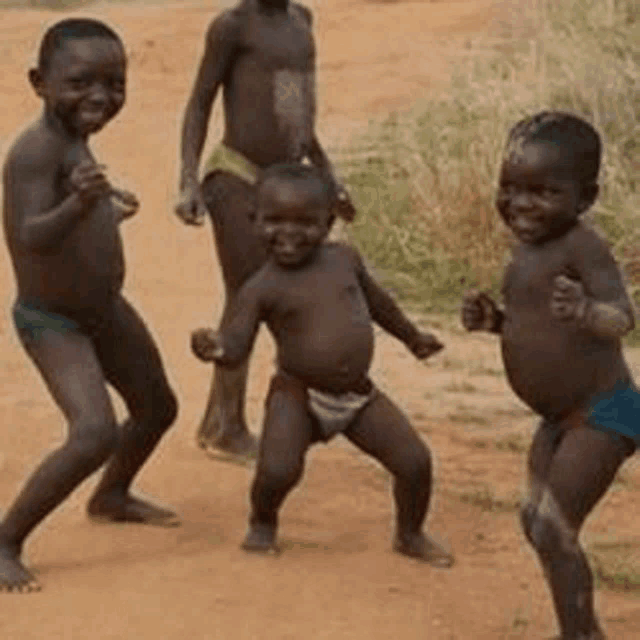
[0, 1, 639, 638]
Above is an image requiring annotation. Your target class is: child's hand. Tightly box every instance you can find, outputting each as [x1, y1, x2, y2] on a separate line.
[191, 328, 225, 362]
[332, 185, 357, 222]
[69, 161, 111, 204]
[410, 332, 444, 360]
[175, 183, 207, 227]
[461, 290, 500, 331]
[111, 189, 139, 221]
[551, 275, 588, 322]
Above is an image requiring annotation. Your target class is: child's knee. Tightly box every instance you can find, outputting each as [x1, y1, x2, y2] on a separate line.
[157, 387, 178, 428]
[520, 497, 577, 557]
[67, 420, 118, 469]
[402, 442, 432, 484]
[256, 457, 304, 494]
[136, 383, 178, 429]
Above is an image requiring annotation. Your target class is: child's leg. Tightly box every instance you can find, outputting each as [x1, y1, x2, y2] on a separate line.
[87, 297, 178, 526]
[520, 423, 634, 639]
[245, 374, 314, 552]
[197, 171, 266, 458]
[0, 329, 119, 592]
[344, 391, 453, 567]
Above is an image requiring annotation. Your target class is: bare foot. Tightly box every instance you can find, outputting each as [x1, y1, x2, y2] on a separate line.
[87, 493, 181, 527]
[0, 544, 41, 594]
[199, 429, 258, 467]
[393, 532, 454, 568]
[241, 523, 279, 555]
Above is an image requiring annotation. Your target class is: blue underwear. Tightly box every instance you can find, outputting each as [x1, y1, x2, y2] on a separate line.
[12, 300, 80, 340]
[588, 382, 640, 446]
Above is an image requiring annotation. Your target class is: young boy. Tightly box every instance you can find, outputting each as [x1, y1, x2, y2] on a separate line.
[191, 164, 453, 566]
[462, 111, 637, 640]
[176, 0, 355, 462]
[0, 18, 178, 593]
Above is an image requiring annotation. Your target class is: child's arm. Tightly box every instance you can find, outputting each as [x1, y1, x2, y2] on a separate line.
[552, 233, 634, 339]
[307, 136, 356, 222]
[12, 154, 110, 253]
[461, 291, 504, 334]
[191, 277, 265, 367]
[351, 248, 443, 358]
[110, 188, 139, 223]
[177, 13, 240, 226]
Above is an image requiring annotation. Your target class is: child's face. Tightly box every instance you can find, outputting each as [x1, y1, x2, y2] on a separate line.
[496, 141, 594, 245]
[257, 179, 331, 268]
[32, 36, 126, 137]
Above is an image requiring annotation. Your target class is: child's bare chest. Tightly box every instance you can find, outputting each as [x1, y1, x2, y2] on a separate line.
[504, 241, 572, 311]
[243, 11, 315, 70]
[270, 267, 369, 329]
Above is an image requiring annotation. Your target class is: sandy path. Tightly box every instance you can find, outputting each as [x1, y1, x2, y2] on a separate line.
[0, 1, 638, 638]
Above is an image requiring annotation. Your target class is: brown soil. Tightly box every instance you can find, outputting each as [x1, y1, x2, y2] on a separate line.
[0, 1, 638, 638]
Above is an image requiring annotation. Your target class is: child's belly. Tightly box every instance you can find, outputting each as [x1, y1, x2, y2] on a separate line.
[276, 322, 375, 394]
[18, 204, 125, 318]
[501, 314, 629, 420]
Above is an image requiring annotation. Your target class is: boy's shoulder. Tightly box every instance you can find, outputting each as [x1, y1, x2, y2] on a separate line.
[322, 240, 363, 266]
[291, 2, 313, 25]
[210, 1, 312, 27]
[206, 3, 250, 37]
[4, 120, 62, 175]
[565, 220, 613, 257]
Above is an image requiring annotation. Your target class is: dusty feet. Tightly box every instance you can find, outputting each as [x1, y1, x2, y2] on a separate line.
[87, 493, 181, 527]
[197, 427, 258, 467]
[0, 543, 40, 594]
[241, 523, 279, 555]
[393, 531, 454, 568]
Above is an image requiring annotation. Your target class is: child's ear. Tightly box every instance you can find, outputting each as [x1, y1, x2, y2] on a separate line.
[28, 68, 45, 97]
[577, 182, 599, 214]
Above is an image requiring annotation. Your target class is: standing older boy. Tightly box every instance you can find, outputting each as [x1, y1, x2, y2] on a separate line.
[176, 0, 355, 462]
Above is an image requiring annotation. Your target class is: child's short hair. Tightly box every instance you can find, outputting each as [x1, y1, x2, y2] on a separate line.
[257, 163, 335, 207]
[505, 111, 602, 184]
[38, 18, 123, 74]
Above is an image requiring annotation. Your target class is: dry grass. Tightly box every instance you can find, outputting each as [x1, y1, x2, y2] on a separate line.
[340, 0, 639, 320]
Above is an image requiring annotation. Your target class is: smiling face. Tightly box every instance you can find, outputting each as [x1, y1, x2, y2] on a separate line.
[31, 36, 126, 138]
[257, 177, 332, 268]
[496, 141, 597, 245]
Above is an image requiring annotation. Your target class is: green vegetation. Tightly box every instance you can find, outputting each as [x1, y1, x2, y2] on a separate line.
[590, 540, 640, 593]
[457, 485, 520, 512]
[340, 0, 639, 324]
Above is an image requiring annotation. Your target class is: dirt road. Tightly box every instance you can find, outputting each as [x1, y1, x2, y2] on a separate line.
[0, 1, 638, 638]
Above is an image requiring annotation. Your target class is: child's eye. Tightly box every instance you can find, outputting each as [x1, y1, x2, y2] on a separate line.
[498, 183, 516, 197]
[109, 77, 126, 92]
[68, 78, 90, 90]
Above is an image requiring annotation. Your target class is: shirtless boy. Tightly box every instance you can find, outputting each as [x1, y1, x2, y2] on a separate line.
[176, 0, 355, 461]
[0, 19, 178, 593]
[462, 111, 637, 639]
[191, 164, 452, 566]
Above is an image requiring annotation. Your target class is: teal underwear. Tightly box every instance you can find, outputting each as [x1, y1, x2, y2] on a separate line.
[12, 300, 80, 340]
[588, 382, 640, 447]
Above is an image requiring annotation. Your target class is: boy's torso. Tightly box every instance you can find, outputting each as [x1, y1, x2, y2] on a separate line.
[3, 122, 125, 318]
[220, 3, 316, 166]
[261, 244, 376, 393]
[501, 224, 631, 420]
